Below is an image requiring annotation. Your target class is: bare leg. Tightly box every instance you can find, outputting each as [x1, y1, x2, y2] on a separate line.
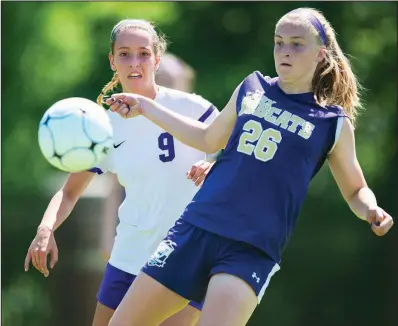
[92, 302, 115, 326]
[197, 273, 258, 326]
[109, 272, 189, 326]
[94, 279, 199, 326]
[93, 289, 200, 326]
[161, 305, 201, 326]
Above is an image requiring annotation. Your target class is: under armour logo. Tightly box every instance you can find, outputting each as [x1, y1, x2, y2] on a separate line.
[252, 272, 260, 283]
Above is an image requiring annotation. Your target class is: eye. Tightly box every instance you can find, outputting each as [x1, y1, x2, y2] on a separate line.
[292, 42, 302, 47]
[275, 41, 283, 46]
[140, 52, 150, 56]
[119, 52, 128, 57]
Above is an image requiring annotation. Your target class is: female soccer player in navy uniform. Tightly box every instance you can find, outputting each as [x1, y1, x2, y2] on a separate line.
[107, 8, 394, 326]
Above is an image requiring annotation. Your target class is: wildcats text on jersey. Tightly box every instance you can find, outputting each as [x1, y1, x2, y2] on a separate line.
[239, 91, 315, 140]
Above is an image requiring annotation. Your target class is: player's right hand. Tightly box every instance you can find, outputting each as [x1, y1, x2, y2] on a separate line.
[105, 93, 144, 119]
[24, 226, 58, 277]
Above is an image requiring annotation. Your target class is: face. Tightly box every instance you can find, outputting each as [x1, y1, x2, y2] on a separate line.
[109, 28, 160, 93]
[274, 19, 325, 85]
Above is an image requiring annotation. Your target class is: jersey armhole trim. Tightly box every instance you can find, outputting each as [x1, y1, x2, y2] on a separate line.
[327, 116, 344, 155]
[205, 149, 223, 163]
[198, 105, 216, 122]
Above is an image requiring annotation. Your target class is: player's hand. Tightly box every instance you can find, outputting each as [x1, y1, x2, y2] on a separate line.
[366, 206, 394, 236]
[24, 226, 59, 277]
[187, 160, 215, 187]
[105, 93, 144, 119]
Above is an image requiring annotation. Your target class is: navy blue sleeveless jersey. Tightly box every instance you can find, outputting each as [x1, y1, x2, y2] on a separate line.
[182, 71, 346, 263]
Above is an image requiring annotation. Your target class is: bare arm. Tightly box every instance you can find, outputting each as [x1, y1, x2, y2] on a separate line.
[142, 87, 239, 153]
[108, 84, 242, 153]
[328, 117, 393, 236]
[25, 171, 95, 275]
[39, 171, 95, 231]
[328, 118, 376, 221]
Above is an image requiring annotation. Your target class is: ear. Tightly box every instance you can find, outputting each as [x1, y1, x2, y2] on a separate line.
[316, 47, 327, 63]
[109, 53, 117, 71]
[154, 56, 161, 71]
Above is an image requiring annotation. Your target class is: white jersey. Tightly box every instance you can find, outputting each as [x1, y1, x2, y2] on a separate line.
[93, 86, 219, 275]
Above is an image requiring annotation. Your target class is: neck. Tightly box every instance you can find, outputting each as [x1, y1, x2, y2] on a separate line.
[122, 84, 158, 100]
[277, 78, 312, 94]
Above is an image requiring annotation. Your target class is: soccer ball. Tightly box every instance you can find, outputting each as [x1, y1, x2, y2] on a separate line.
[38, 97, 114, 173]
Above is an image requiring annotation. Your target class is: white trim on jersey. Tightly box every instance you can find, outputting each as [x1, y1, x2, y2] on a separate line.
[205, 150, 223, 163]
[257, 263, 281, 304]
[327, 116, 345, 155]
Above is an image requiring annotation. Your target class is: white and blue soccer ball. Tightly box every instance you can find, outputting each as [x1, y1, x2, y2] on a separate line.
[38, 97, 113, 173]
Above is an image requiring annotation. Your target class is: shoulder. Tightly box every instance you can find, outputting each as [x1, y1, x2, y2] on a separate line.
[236, 71, 274, 99]
[240, 71, 273, 86]
[188, 92, 219, 122]
[327, 115, 353, 155]
[160, 86, 213, 106]
[324, 104, 348, 117]
[235, 71, 274, 104]
[159, 86, 192, 100]
[160, 86, 219, 120]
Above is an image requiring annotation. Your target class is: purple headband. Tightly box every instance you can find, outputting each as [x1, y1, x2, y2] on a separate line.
[290, 9, 327, 46]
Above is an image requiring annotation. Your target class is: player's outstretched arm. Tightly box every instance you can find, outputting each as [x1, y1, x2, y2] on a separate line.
[24, 171, 94, 276]
[328, 118, 393, 236]
[106, 85, 241, 154]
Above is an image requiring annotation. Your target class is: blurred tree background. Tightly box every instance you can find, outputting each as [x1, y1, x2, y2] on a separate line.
[2, 2, 397, 326]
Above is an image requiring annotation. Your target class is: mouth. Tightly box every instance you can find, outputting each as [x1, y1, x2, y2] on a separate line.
[280, 63, 292, 67]
[127, 72, 142, 79]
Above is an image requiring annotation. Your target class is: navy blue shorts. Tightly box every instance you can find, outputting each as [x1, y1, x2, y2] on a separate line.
[142, 219, 280, 304]
[97, 263, 204, 310]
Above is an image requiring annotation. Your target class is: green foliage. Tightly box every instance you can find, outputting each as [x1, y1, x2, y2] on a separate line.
[2, 275, 51, 326]
[2, 2, 396, 326]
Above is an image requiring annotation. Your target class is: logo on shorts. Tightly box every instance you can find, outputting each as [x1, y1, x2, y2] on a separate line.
[252, 272, 260, 283]
[148, 239, 176, 268]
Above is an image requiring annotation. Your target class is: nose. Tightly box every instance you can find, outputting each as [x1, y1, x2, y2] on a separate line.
[277, 44, 292, 57]
[280, 46, 291, 57]
[128, 57, 141, 68]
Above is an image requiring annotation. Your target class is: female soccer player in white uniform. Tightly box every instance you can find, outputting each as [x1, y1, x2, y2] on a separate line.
[24, 19, 219, 326]
[100, 52, 207, 260]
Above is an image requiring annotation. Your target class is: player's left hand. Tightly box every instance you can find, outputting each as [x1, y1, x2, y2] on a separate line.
[366, 206, 394, 236]
[187, 160, 214, 187]
[105, 93, 144, 119]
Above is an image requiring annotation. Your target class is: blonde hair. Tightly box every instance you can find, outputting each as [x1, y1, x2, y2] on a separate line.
[279, 8, 363, 126]
[97, 19, 167, 106]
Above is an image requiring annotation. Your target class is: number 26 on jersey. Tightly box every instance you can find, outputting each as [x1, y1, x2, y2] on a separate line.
[237, 120, 282, 162]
